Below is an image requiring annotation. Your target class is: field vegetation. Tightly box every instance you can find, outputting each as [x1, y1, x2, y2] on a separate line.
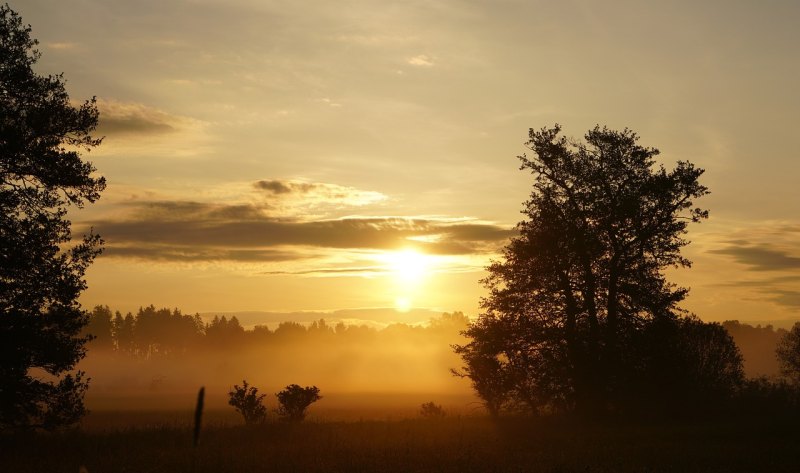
[3, 412, 800, 473]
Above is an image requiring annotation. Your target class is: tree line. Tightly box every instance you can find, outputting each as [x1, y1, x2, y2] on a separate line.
[84, 305, 470, 358]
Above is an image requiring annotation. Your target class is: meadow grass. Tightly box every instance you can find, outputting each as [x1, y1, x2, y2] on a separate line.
[2, 413, 799, 472]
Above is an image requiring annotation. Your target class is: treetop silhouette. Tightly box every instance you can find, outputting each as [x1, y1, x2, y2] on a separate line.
[0, 4, 105, 430]
[456, 124, 741, 416]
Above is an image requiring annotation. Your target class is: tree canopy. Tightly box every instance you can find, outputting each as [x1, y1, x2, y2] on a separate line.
[0, 4, 105, 429]
[456, 125, 742, 416]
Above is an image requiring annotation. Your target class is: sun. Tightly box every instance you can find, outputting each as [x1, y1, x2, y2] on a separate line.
[384, 248, 430, 282]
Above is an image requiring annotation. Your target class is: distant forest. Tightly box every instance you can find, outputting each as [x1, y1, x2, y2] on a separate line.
[84, 305, 786, 379]
[83, 305, 468, 355]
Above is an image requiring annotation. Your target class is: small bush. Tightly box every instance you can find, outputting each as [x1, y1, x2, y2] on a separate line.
[276, 384, 321, 422]
[228, 380, 267, 424]
[420, 401, 446, 418]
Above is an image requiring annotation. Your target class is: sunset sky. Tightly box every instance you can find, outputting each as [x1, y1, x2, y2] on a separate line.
[19, 0, 800, 325]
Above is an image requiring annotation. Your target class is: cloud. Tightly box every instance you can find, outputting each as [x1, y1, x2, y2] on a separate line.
[79, 196, 513, 263]
[253, 179, 387, 208]
[705, 231, 800, 309]
[407, 54, 435, 67]
[45, 42, 78, 50]
[95, 99, 200, 136]
[710, 243, 800, 271]
[770, 290, 800, 308]
[88, 212, 510, 254]
[104, 246, 310, 263]
[263, 266, 384, 277]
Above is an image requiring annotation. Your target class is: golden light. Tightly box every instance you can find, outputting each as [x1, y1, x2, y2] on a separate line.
[395, 297, 412, 312]
[384, 248, 430, 282]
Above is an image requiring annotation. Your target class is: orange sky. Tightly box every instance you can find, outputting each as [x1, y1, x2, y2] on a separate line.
[17, 0, 800, 325]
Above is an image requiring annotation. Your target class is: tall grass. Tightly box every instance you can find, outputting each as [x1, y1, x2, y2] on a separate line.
[3, 414, 800, 472]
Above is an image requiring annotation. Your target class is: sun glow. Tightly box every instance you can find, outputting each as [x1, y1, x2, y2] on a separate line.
[384, 249, 430, 282]
[395, 297, 412, 312]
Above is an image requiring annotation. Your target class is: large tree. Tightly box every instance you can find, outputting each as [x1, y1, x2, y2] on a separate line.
[456, 125, 741, 415]
[0, 5, 105, 429]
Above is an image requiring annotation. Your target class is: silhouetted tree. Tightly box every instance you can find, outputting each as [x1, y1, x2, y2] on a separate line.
[276, 384, 321, 422]
[86, 305, 114, 350]
[777, 322, 800, 385]
[112, 311, 136, 355]
[419, 401, 445, 418]
[0, 5, 105, 430]
[457, 125, 717, 415]
[228, 380, 268, 424]
[632, 316, 744, 414]
[452, 315, 518, 416]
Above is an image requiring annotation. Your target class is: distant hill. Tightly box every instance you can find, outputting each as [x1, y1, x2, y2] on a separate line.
[722, 320, 799, 378]
[738, 318, 800, 330]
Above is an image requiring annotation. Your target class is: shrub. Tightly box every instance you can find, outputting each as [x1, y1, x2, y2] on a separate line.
[276, 384, 321, 422]
[419, 402, 445, 418]
[228, 380, 267, 424]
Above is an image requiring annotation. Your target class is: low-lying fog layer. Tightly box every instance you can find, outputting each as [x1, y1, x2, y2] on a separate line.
[79, 307, 475, 416]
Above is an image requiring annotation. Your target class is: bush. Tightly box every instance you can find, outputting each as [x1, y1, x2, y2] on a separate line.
[228, 380, 267, 424]
[419, 402, 445, 418]
[276, 384, 321, 422]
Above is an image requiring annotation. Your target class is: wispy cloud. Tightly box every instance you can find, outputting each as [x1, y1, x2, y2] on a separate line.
[254, 179, 386, 208]
[45, 41, 78, 50]
[710, 244, 800, 271]
[703, 223, 800, 310]
[407, 54, 435, 67]
[95, 99, 202, 136]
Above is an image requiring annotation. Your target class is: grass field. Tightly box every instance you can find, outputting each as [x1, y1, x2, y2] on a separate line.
[3, 412, 799, 473]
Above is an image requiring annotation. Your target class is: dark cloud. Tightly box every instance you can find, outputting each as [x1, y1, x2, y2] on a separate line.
[97, 115, 176, 135]
[255, 180, 294, 194]
[80, 200, 513, 262]
[706, 249, 800, 309]
[710, 243, 800, 271]
[771, 290, 800, 308]
[104, 246, 311, 263]
[253, 179, 385, 205]
[94, 100, 196, 136]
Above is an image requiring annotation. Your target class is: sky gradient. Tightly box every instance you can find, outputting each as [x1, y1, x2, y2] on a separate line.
[18, 0, 800, 325]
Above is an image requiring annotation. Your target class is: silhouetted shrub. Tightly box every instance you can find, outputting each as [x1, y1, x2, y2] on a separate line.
[419, 402, 445, 418]
[736, 376, 800, 417]
[228, 380, 267, 424]
[276, 384, 321, 422]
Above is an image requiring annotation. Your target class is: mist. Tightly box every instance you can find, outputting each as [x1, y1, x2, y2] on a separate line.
[79, 307, 475, 419]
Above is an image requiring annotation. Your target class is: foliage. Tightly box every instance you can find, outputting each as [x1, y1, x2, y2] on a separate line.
[631, 316, 744, 414]
[228, 380, 267, 425]
[735, 376, 800, 416]
[419, 402, 445, 418]
[0, 4, 105, 430]
[276, 384, 321, 422]
[776, 322, 800, 384]
[455, 125, 737, 416]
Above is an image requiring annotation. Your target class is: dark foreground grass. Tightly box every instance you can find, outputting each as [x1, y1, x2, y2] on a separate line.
[3, 415, 799, 472]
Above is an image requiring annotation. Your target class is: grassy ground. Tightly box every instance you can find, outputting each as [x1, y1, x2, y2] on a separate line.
[3, 414, 799, 472]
